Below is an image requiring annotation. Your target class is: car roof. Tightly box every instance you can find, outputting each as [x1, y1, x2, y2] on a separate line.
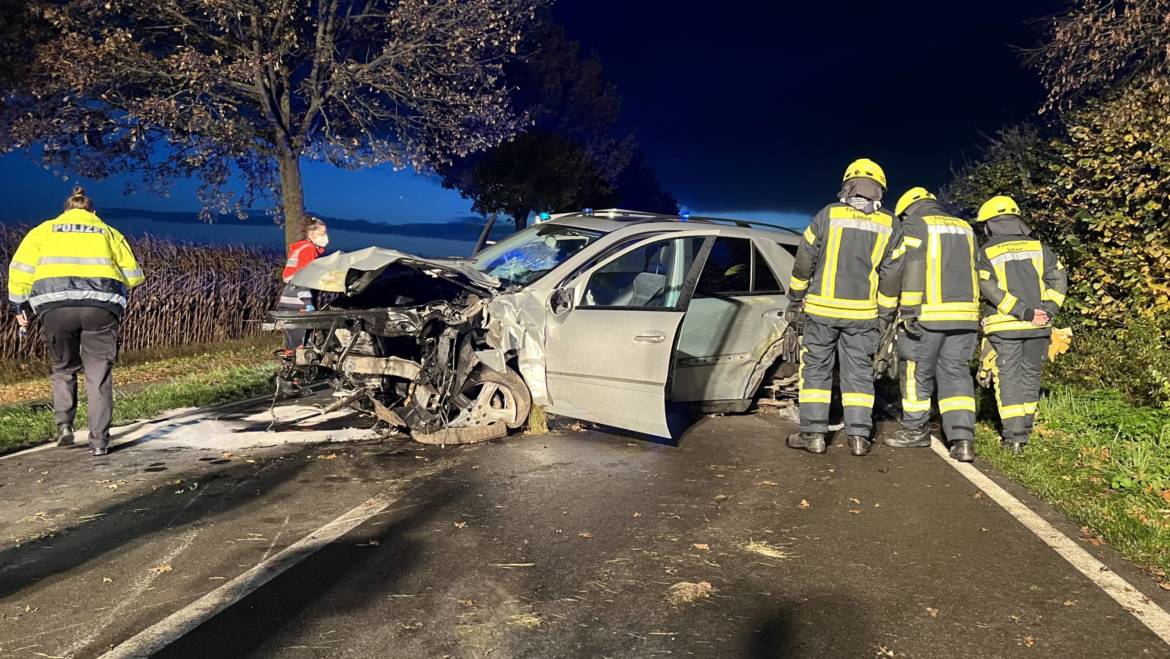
[540, 208, 802, 244]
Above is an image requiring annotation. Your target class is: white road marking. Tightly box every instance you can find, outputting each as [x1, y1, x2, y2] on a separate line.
[64, 528, 201, 657]
[98, 460, 455, 658]
[930, 436, 1170, 646]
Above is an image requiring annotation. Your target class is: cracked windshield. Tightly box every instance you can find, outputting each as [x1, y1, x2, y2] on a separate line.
[471, 223, 605, 286]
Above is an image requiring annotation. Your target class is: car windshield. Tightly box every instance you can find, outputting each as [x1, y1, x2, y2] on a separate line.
[470, 224, 606, 286]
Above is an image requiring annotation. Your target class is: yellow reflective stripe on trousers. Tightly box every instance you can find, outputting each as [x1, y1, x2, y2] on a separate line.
[1000, 403, 1029, 419]
[939, 396, 976, 413]
[800, 389, 831, 404]
[903, 360, 931, 411]
[902, 398, 932, 413]
[841, 392, 874, 407]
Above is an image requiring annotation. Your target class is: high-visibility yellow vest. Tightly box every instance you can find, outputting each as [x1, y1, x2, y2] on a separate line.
[7, 209, 145, 317]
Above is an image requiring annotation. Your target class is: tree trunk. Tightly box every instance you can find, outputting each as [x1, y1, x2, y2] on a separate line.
[511, 207, 531, 231]
[278, 148, 307, 247]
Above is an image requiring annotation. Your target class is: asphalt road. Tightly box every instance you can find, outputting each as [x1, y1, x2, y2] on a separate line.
[1, 397, 1168, 658]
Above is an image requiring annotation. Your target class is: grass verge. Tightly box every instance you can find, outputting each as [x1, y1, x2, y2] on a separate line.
[0, 337, 278, 406]
[976, 386, 1170, 578]
[0, 361, 276, 455]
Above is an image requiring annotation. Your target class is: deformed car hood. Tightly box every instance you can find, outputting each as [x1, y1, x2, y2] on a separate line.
[290, 246, 500, 294]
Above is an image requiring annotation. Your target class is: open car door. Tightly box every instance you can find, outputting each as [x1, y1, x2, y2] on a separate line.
[542, 233, 714, 437]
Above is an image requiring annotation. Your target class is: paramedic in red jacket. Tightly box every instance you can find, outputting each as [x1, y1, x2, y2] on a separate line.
[277, 218, 328, 349]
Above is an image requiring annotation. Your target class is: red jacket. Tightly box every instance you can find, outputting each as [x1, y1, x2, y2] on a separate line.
[282, 239, 325, 282]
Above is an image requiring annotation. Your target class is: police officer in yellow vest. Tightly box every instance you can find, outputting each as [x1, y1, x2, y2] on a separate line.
[975, 196, 1067, 455]
[786, 159, 902, 456]
[883, 188, 980, 462]
[8, 187, 145, 456]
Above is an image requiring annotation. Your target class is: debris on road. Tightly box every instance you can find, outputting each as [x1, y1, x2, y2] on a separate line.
[149, 563, 174, 574]
[799, 499, 811, 509]
[742, 540, 790, 560]
[508, 613, 543, 629]
[666, 580, 714, 606]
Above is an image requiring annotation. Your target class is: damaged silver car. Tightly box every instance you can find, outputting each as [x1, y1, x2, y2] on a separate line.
[269, 209, 801, 443]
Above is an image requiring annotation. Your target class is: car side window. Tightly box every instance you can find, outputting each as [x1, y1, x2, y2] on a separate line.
[753, 246, 784, 293]
[695, 238, 752, 296]
[581, 237, 703, 309]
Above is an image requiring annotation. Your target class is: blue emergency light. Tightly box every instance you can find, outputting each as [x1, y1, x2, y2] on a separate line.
[679, 207, 691, 221]
[538, 211, 551, 223]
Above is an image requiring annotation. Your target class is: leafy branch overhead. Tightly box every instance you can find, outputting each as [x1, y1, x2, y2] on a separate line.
[1, 0, 544, 242]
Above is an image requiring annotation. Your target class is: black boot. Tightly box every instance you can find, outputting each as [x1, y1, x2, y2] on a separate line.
[786, 432, 827, 454]
[90, 436, 109, 456]
[56, 424, 75, 447]
[847, 435, 872, 457]
[885, 425, 931, 448]
[949, 439, 975, 463]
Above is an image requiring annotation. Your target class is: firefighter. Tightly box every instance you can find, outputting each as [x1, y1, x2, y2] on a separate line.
[7, 186, 145, 456]
[786, 159, 903, 456]
[883, 188, 980, 462]
[975, 196, 1067, 455]
[277, 218, 328, 350]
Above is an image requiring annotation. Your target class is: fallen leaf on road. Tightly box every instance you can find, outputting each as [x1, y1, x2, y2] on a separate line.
[757, 481, 778, 487]
[508, 613, 543, 628]
[454, 521, 467, 529]
[692, 543, 710, 551]
[1062, 599, 1078, 607]
[974, 491, 984, 499]
[103, 577, 112, 584]
[633, 512, 642, 517]
[150, 564, 173, 574]
[799, 499, 811, 509]
[1158, 582, 1170, 592]
[875, 644, 896, 658]
[848, 509, 862, 515]
[318, 453, 338, 461]
[742, 540, 790, 560]
[849, 498, 861, 504]
[926, 607, 939, 618]
[459, 598, 476, 607]
[666, 581, 714, 606]
[578, 532, 594, 539]
[222, 452, 234, 459]
[1079, 527, 1105, 546]
[713, 494, 729, 502]
[1021, 635, 1036, 648]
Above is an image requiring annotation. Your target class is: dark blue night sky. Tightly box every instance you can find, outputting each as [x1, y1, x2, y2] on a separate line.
[0, 0, 1067, 229]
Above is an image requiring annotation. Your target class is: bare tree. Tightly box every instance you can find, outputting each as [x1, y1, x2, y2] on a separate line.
[1, 0, 543, 244]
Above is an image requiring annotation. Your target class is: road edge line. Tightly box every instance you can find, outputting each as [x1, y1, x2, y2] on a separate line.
[98, 459, 454, 659]
[929, 436, 1170, 647]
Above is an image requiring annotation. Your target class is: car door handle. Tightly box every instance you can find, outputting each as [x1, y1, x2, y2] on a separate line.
[634, 331, 666, 344]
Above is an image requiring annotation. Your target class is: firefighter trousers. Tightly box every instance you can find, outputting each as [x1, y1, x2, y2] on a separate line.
[277, 283, 313, 349]
[798, 319, 880, 436]
[988, 334, 1050, 443]
[899, 328, 978, 441]
[42, 307, 119, 442]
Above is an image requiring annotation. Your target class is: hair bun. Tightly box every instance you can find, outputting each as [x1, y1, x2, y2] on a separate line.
[71, 185, 86, 196]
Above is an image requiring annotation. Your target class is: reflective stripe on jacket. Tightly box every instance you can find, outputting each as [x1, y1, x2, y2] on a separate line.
[282, 239, 324, 282]
[976, 235, 1068, 337]
[788, 203, 902, 325]
[7, 209, 144, 317]
[896, 201, 979, 330]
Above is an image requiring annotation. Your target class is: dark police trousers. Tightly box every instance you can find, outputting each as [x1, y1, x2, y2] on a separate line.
[42, 307, 119, 442]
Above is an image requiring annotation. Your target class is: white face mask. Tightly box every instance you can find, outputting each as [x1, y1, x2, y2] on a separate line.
[310, 232, 329, 247]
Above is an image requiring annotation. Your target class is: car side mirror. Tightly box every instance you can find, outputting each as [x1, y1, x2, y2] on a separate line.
[550, 287, 574, 316]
